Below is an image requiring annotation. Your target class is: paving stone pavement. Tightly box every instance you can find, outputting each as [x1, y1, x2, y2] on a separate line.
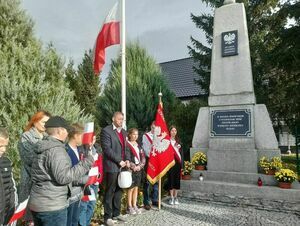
[116, 198, 300, 226]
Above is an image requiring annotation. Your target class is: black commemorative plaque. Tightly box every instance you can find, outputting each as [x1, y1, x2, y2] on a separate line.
[211, 109, 251, 137]
[222, 30, 238, 57]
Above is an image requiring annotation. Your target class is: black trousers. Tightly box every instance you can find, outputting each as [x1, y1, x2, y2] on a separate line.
[103, 172, 122, 221]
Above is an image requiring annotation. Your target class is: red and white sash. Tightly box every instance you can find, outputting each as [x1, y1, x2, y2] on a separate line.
[144, 132, 153, 144]
[127, 141, 140, 163]
[171, 140, 181, 163]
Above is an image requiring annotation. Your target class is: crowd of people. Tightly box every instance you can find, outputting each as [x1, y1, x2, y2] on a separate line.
[0, 110, 183, 226]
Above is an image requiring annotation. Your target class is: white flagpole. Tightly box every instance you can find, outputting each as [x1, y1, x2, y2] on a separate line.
[121, 0, 126, 129]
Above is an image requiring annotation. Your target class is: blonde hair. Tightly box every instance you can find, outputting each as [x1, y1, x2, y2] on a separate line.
[128, 128, 138, 141]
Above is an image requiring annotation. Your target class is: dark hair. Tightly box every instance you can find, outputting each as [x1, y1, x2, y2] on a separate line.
[169, 125, 180, 143]
[0, 127, 9, 139]
[68, 123, 84, 139]
[128, 128, 138, 141]
[25, 110, 51, 131]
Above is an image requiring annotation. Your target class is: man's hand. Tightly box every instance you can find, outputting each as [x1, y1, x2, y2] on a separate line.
[119, 160, 126, 168]
[125, 160, 130, 168]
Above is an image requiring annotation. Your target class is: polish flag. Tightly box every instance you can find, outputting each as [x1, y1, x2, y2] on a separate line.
[86, 164, 99, 185]
[93, 1, 120, 74]
[82, 122, 94, 145]
[8, 198, 29, 224]
[81, 187, 96, 202]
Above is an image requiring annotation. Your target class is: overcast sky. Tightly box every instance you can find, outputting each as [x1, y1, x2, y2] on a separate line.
[21, 0, 210, 78]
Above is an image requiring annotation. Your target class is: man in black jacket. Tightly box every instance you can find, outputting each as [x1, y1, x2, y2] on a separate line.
[101, 112, 130, 226]
[0, 127, 16, 226]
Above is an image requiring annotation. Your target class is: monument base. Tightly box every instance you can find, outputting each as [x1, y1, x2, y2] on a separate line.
[191, 104, 280, 173]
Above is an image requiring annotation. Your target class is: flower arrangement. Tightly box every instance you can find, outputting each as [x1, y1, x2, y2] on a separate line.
[182, 161, 193, 175]
[259, 156, 282, 174]
[274, 169, 297, 183]
[191, 152, 207, 166]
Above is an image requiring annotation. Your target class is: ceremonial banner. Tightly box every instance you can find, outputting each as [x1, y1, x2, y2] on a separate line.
[147, 102, 175, 184]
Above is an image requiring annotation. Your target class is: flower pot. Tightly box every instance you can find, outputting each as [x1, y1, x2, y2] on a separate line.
[182, 174, 191, 180]
[266, 169, 275, 175]
[278, 182, 292, 189]
[195, 165, 205, 170]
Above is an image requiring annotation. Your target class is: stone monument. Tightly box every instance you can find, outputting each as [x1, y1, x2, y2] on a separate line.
[191, 1, 280, 174]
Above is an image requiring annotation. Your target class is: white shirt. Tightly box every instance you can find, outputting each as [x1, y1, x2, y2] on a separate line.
[69, 144, 79, 160]
[142, 132, 153, 157]
[112, 123, 122, 133]
[128, 141, 140, 164]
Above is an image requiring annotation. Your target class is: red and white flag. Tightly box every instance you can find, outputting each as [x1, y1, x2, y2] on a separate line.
[8, 198, 29, 224]
[147, 102, 175, 184]
[82, 122, 94, 145]
[81, 187, 96, 202]
[86, 164, 99, 185]
[93, 1, 120, 74]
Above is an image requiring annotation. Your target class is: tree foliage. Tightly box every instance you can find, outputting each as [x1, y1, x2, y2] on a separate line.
[189, 0, 299, 131]
[0, 0, 91, 180]
[97, 42, 176, 131]
[65, 50, 101, 117]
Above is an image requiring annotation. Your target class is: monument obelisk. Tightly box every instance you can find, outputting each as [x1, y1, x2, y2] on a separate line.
[191, 0, 280, 174]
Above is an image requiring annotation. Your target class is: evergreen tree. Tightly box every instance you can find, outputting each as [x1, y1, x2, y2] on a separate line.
[97, 42, 176, 131]
[0, 0, 91, 180]
[189, 0, 299, 131]
[65, 50, 101, 117]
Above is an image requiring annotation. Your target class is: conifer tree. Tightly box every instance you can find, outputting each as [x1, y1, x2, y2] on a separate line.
[65, 50, 101, 117]
[97, 42, 176, 131]
[0, 0, 91, 179]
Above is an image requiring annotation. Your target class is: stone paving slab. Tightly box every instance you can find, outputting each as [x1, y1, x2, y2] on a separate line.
[116, 198, 300, 226]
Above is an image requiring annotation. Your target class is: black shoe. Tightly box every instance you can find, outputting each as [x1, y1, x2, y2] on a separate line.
[152, 201, 158, 207]
[144, 204, 151, 210]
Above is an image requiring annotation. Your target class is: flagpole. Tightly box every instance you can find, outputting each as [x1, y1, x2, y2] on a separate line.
[121, 0, 126, 129]
[158, 91, 162, 210]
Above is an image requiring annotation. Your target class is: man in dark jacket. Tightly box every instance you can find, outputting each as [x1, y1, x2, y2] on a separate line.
[101, 112, 130, 226]
[0, 127, 16, 226]
[29, 116, 94, 226]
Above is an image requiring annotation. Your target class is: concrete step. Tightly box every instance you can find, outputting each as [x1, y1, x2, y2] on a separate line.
[191, 169, 279, 185]
[179, 179, 300, 214]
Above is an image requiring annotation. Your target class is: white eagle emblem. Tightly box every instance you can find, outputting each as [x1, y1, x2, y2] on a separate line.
[151, 126, 170, 157]
[224, 33, 236, 44]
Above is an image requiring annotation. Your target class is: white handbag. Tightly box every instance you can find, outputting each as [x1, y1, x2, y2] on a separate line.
[118, 168, 132, 188]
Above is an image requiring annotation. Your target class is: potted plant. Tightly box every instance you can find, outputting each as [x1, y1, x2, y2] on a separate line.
[191, 152, 207, 170]
[274, 169, 297, 189]
[259, 156, 282, 175]
[181, 161, 193, 180]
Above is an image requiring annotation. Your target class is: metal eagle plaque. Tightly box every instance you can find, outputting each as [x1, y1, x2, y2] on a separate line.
[221, 30, 238, 57]
[211, 109, 251, 137]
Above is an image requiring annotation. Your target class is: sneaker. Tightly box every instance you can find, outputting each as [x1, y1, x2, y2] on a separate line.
[105, 218, 114, 226]
[134, 206, 142, 214]
[169, 198, 174, 205]
[113, 215, 127, 222]
[174, 198, 179, 205]
[127, 207, 137, 215]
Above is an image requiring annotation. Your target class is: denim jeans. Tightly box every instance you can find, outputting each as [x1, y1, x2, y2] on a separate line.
[143, 180, 158, 205]
[67, 200, 80, 226]
[79, 185, 98, 226]
[32, 208, 67, 226]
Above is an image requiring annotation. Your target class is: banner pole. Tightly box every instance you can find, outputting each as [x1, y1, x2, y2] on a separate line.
[158, 178, 161, 210]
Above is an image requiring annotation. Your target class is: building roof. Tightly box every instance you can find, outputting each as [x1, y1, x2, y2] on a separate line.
[159, 57, 205, 99]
